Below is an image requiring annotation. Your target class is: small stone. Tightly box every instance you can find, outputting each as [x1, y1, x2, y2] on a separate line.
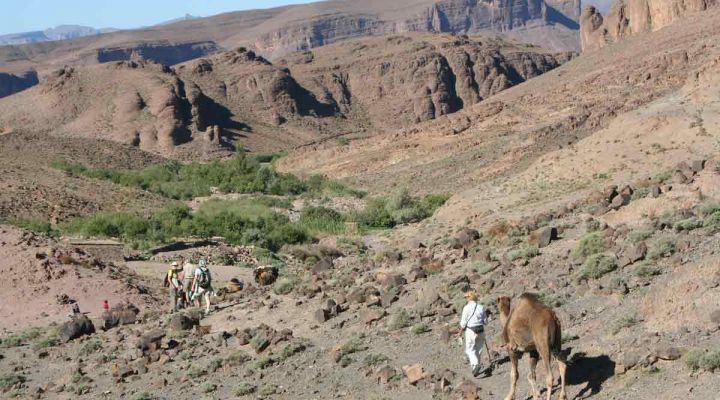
[314, 309, 329, 323]
[360, 308, 386, 324]
[528, 226, 558, 248]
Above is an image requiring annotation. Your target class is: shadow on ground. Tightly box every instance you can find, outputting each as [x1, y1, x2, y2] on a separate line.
[566, 352, 615, 399]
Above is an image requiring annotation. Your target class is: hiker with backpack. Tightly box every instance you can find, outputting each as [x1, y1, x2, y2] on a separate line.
[459, 289, 488, 377]
[166, 261, 183, 312]
[191, 259, 214, 314]
[182, 255, 198, 305]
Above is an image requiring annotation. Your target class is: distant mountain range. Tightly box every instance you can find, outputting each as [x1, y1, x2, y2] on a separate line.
[0, 25, 119, 45]
[0, 15, 201, 46]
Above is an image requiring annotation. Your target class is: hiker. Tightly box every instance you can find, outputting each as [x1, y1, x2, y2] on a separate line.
[167, 261, 183, 312]
[191, 259, 214, 314]
[182, 256, 197, 305]
[459, 289, 487, 377]
[102, 300, 109, 313]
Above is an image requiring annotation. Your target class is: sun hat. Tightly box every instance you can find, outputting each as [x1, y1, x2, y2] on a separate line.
[464, 290, 478, 301]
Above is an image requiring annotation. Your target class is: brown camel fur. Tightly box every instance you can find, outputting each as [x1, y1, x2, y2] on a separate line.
[497, 293, 568, 400]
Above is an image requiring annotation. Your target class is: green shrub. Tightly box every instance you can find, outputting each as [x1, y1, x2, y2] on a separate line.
[628, 229, 653, 244]
[79, 340, 102, 356]
[363, 353, 390, 367]
[234, 383, 256, 396]
[585, 219, 602, 232]
[7, 218, 56, 236]
[634, 261, 661, 277]
[273, 277, 296, 295]
[410, 323, 431, 335]
[0, 374, 25, 390]
[473, 262, 497, 274]
[201, 383, 217, 393]
[1, 327, 45, 348]
[673, 217, 703, 231]
[279, 340, 308, 360]
[703, 211, 720, 233]
[259, 384, 278, 396]
[646, 238, 676, 260]
[698, 201, 720, 216]
[387, 308, 412, 331]
[508, 245, 539, 261]
[354, 189, 449, 229]
[577, 253, 616, 280]
[685, 348, 720, 371]
[573, 233, 606, 260]
[337, 137, 351, 146]
[538, 292, 565, 308]
[186, 366, 206, 379]
[338, 336, 367, 358]
[609, 314, 637, 335]
[254, 355, 275, 369]
[297, 206, 346, 234]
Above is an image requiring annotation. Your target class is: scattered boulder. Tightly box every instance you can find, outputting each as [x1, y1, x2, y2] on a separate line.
[618, 242, 647, 267]
[375, 272, 406, 288]
[314, 308, 330, 323]
[528, 226, 558, 248]
[376, 365, 397, 384]
[167, 313, 200, 331]
[453, 228, 480, 249]
[254, 266, 279, 286]
[457, 380, 480, 400]
[654, 345, 683, 361]
[380, 289, 399, 308]
[710, 309, 720, 325]
[691, 160, 706, 173]
[102, 303, 139, 330]
[672, 170, 689, 184]
[402, 363, 425, 385]
[312, 258, 334, 275]
[137, 329, 165, 353]
[360, 308, 386, 324]
[407, 267, 427, 282]
[609, 193, 631, 210]
[58, 315, 95, 343]
[650, 186, 662, 198]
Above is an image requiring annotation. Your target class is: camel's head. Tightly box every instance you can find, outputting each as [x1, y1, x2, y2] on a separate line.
[496, 296, 511, 317]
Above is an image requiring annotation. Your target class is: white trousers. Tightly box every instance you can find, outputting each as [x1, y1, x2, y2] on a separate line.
[465, 328, 485, 368]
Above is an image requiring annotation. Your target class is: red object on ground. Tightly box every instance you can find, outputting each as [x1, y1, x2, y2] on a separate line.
[102, 300, 109, 311]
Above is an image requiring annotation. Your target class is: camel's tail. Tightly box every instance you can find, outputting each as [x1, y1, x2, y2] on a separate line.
[550, 314, 568, 362]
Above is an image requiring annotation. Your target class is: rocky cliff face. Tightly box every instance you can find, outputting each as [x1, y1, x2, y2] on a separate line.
[94, 41, 220, 66]
[581, 0, 717, 51]
[251, 0, 583, 58]
[281, 34, 573, 128]
[0, 70, 39, 98]
[0, 33, 572, 156]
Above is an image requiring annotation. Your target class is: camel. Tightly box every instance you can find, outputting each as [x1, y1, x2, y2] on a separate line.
[497, 293, 568, 400]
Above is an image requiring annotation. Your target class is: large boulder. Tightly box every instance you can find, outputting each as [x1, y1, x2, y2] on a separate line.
[168, 312, 200, 331]
[402, 363, 425, 385]
[137, 329, 165, 353]
[453, 228, 480, 249]
[528, 226, 557, 248]
[102, 303, 140, 330]
[618, 242, 647, 267]
[58, 315, 95, 343]
[254, 266, 279, 286]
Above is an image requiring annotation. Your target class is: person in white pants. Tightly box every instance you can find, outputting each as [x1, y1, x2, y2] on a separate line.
[460, 289, 487, 376]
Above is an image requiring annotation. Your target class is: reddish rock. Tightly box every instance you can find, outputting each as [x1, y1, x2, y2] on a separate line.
[402, 363, 425, 385]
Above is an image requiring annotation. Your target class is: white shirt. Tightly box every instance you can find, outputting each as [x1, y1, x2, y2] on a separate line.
[460, 301, 486, 329]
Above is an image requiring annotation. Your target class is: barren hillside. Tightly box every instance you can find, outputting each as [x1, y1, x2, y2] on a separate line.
[0, 33, 572, 157]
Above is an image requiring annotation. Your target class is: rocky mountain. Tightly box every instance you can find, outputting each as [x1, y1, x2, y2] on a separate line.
[580, 0, 717, 50]
[0, 25, 117, 45]
[0, 33, 571, 156]
[0, 0, 583, 99]
[0, 70, 38, 98]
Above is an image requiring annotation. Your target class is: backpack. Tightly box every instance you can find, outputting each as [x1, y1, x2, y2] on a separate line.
[197, 267, 211, 289]
[163, 272, 170, 288]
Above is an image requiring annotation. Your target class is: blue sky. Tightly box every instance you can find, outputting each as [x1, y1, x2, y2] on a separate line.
[2, 0, 319, 35]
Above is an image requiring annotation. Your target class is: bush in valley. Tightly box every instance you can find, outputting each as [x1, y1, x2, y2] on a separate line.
[233, 383, 256, 396]
[353, 189, 449, 229]
[51, 151, 361, 200]
[576, 253, 616, 281]
[272, 277, 296, 295]
[386, 308, 412, 331]
[646, 237, 676, 260]
[673, 217, 703, 231]
[507, 245, 539, 261]
[628, 228, 654, 244]
[685, 348, 720, 372]
[609, 314, 637, 335]
[573, 233, 606, 260]
[7, 218, 56, 237]
[634, 261, 662, 277]
[297, 206, 346, 234]
[0, 373, 26, 390]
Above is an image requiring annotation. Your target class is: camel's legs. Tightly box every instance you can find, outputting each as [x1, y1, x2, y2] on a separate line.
[556, 359, 568, 400]
[542, 355, 554, 400]
[527, 354, 540, 400]
[504, 351, 519, 400]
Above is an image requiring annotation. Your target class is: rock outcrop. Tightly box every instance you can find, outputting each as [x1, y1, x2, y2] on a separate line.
[94, 41, 220, 66]
[0, 70, 39, 98]
[0, 33, 571, 156]
[581, 0, 718, 51]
